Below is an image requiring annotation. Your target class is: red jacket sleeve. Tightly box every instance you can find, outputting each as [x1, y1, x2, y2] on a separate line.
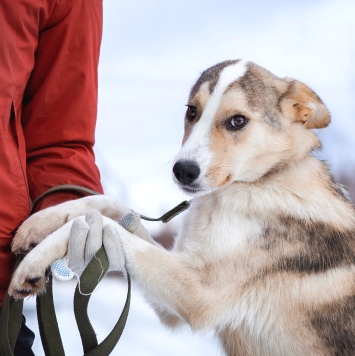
[22, 0, 104, 210]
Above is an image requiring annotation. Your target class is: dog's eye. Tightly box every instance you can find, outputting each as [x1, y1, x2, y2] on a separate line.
[227, 115, 248, 130]
[186, 105, 197, 121]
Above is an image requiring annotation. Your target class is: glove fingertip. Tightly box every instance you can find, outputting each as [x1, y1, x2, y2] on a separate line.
[103, 226, 126, 272]
[86, 209, 103, 226]
[51, 258, 75, 281]
[71, 218, 89, 233]
[119, 211, 140, 233]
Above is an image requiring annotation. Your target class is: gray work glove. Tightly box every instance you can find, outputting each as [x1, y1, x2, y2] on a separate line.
[51, 209, 147, 280]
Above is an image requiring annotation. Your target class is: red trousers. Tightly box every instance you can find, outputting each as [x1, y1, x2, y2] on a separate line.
[0, 0, 104, 304]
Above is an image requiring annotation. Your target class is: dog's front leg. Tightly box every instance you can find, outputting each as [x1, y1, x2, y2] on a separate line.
[9, 219, 75, 298]
[8, 212, 155, 298]
[10, 216, 220, 331]
[12, 195, 133, 253]
[116, 224, 220, 330]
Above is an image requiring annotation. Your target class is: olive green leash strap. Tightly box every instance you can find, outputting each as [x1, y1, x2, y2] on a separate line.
[31, 185, 102, 213]
[84, 275, 131, 356]
[31, 184, 190, 223]
[37, 275, 65, 356]
[73, 247, 131, 356]
[140, 200, 190, 223]
[36, 247, 131, 356]
[0, 257, 24, 356]
[74, 247, 108, 353]
[0, 295, 23, 356]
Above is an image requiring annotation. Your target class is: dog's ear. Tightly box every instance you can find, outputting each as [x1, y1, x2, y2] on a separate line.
[281, 79, 330, 129]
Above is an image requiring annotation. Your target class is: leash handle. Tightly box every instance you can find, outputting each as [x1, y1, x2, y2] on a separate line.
[37, 276, 65, 356]
[32, 185, 190, 224]
[37, 248, 131, 356]
[74, 247, 131, 356]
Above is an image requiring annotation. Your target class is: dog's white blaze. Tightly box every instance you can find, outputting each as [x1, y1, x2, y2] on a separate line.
[175, 61, 248, 179]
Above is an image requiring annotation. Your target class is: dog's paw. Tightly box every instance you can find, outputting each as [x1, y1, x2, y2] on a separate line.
[8, 249, 54, 299]
[12, 209, 69, 254]
[8, 266, 51, 299]
[12, 197, 98, 254]
[9, 221, 73, 299]
[12, 195, 121, 254]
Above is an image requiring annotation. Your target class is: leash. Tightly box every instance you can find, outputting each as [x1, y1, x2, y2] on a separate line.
[140, 200, 190, 223]
[30, 184, 190, 222]
[0, 258, 24, 356]
[0, 185, 189, 355]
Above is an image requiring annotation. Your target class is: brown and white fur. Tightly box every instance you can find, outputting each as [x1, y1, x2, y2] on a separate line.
[9, 60, 355, 355]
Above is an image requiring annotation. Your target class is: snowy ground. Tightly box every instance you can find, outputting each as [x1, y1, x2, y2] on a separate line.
[23, 277, 222, 356]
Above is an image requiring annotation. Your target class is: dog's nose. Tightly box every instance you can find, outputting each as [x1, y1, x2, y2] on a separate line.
[173, 161, 200, 185]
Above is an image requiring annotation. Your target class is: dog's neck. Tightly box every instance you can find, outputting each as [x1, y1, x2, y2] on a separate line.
[192, 155, 354, 230]
[175, 154, 355, 261]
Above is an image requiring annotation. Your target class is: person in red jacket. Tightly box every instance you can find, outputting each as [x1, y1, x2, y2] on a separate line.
[0, 0, 104, 354]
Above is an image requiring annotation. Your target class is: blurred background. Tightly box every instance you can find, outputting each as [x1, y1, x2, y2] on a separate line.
[25, 0, 355, 354]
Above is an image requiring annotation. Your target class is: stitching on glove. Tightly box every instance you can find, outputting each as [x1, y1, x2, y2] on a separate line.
[75, 255, 105, 296]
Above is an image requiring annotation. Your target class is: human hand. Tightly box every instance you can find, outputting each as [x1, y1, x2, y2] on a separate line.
[52, 210, 126, 280]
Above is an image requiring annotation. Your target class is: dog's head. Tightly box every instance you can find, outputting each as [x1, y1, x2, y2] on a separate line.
[172, 60, 330, 196]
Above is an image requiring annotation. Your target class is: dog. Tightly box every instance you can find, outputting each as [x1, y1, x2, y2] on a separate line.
[9, 60, 355, 355]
